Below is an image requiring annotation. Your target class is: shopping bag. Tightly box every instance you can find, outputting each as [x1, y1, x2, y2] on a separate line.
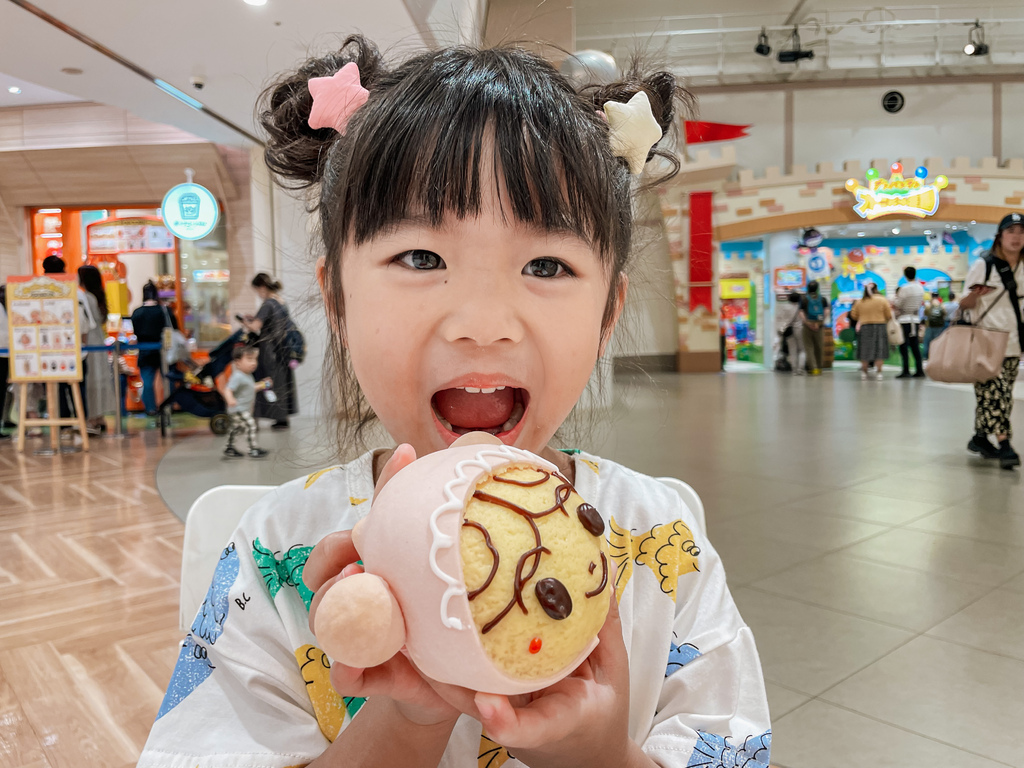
[925, 324, 1008, 383]
[886, 318, 904, 346]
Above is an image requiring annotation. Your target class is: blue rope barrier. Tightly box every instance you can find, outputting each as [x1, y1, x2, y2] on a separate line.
[0, 342, 164, 355]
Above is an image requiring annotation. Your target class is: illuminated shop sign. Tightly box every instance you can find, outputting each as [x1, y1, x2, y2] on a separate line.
[162, 182, 219, 240]
[845, 163, 948, 220]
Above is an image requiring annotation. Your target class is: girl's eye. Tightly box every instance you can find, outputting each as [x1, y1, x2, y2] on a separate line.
[396, 250, 445, 270]
[524, 258, 570, 278]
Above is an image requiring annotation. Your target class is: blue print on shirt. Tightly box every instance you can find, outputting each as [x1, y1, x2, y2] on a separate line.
[686, 730, 771, 768]
[193, 543, 240, 644]
[156, 544, 239, 720]
[666, 642, 702, 676]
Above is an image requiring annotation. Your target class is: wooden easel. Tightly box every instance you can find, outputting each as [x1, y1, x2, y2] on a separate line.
[15, 380, 90, 453]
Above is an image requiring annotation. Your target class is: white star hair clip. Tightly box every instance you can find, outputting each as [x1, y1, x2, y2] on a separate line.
[603, 90, 663, 175]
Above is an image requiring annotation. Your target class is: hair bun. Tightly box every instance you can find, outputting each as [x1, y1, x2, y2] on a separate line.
[259, 35, 385, 188]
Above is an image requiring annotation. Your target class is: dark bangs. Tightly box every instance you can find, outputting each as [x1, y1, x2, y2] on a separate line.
[324, 47, 631, 262]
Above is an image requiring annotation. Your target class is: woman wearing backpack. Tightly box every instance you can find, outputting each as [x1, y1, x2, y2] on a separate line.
[961, 213, 1024, 470]
[242, 273, 298, 429]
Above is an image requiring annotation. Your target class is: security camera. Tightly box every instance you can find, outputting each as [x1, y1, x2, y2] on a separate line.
[190, 75, 206, 90]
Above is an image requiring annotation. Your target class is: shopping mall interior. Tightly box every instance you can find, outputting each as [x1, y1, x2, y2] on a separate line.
[1, 1, 1024, 767]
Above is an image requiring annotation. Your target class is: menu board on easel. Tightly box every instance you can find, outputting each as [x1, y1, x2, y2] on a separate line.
[6, 274, 83, 383]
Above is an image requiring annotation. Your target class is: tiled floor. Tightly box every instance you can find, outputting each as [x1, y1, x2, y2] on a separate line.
[8, 367, 1024, 768]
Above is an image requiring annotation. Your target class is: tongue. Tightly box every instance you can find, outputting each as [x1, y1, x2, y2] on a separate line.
[434, 388, 515, 429]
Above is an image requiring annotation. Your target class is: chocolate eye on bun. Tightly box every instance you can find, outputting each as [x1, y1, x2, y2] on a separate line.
[316, 433, 610, 695]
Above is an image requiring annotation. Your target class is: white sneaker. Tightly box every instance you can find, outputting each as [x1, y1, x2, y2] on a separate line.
[874, 371, 884, 381]
[860, 371, 869, 381]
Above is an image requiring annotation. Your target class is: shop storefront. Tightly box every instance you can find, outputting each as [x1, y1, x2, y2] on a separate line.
[658, 151, 1024, 372]
[28, 205, 232, 346]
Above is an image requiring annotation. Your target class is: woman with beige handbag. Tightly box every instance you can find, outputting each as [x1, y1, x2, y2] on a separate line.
[960, 213, 1024, 469]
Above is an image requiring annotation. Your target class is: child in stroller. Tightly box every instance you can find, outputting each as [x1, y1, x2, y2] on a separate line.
[158, 329, 251, 435]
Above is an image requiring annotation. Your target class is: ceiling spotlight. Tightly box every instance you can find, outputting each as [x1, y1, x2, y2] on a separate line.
[964, 21, 989, 56]
[924, 230, 932, 235]
[891, 227, 901, 235]
[778, 26, 814, 63]
[243, 0, 267, 5]
[7, 86, 21, 94]
[857, 231, 866, 237]
[755, 28, 771, 57]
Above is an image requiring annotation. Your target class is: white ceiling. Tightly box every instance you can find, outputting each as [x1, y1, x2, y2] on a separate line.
[576, 0, 1024, 86]
[0, 0, 437, 146]
[0, 71, 81, 108]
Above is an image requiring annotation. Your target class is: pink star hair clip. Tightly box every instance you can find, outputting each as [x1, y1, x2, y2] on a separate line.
[307, 62, 369, 136]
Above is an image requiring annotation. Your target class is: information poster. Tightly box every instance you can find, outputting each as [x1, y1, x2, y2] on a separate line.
[6, 274, 82, 382]
[87, 217, 175, 254]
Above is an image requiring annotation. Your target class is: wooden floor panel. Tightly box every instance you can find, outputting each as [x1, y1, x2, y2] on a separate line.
[0, 435, 183, 767]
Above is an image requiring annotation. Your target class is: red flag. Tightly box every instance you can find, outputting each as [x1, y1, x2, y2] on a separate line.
[685, 121, 750, 144]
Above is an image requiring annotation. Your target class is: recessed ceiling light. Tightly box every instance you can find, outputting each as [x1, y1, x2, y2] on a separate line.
[924, 230, 932, 235]
[891, 227, 900, 235]
[7, 86, 21, 94]
[970, 220, 977, 225]
[61, 67, 83, 75]
[857, 231, 866, 237]
[243, 0, 267, 5]
[951, 225, 958, 230]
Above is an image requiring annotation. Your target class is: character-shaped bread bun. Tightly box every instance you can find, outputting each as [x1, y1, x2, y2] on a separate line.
[314, 434, 610, 694]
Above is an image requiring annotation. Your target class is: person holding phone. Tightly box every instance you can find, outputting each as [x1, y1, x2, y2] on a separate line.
[961, 212, 1024, 469]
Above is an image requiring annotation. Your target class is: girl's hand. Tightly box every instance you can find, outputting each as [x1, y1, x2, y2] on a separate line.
[303, 446, 460, 727]
[430, 582, 647, 768]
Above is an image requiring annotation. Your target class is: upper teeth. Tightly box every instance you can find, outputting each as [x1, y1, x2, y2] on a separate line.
[458, 386, 506, 394]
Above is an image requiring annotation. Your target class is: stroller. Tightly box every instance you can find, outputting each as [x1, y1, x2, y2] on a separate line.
[158, 329, 249, 435]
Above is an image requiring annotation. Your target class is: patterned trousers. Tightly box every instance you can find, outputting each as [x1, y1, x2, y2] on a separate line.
[975, 357, 1020, 437]
[227, 411, 258, 450]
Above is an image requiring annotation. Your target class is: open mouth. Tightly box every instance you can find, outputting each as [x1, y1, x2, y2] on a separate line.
[431, 386, 529, 442]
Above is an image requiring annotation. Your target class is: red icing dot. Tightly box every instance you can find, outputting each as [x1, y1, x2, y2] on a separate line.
[529, 637, 542, 654]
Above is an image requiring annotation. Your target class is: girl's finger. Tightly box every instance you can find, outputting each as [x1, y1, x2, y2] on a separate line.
[475, 685, 585, 748]
[329, 652, 419, 699]
[373, 443, 417, 499]
[302, 530, 359, 593]
[590, 572, 628, 686]
[307, 563, 364, 634]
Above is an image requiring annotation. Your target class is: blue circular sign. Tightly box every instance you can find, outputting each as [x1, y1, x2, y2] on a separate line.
[808, 254, 827, 274]
[161, 182, 219, 241]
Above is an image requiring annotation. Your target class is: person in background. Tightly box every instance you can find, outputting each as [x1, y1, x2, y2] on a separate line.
[0, 286, 9, 439]
[76, 265, 118, 433]
[799, 280, 828, 375]
[922, 293, 947, 359]
[850, 282, 891, 380]
[893, 266, 925, 378]
[241, 273, 297, 430]
[219, 345, 270, 459]
[961, 212, 1024, 470]
[775, 291, 805, 374]
[129, 281, 177, 417]
[943, 290, 959, 322]
[42, 255, 95, 425]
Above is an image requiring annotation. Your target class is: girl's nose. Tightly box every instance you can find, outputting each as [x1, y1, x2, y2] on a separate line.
[439, 276, 525, 347]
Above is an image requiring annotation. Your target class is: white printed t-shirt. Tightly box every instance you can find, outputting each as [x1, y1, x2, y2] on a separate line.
[965, 256, 1024, 357]
[139, 450, 771, 768]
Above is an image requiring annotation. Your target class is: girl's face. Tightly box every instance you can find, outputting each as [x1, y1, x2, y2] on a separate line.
[333, 180, 623, 458]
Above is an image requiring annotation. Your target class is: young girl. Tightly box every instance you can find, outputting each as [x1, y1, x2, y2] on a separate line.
[140, 36, 770, 768]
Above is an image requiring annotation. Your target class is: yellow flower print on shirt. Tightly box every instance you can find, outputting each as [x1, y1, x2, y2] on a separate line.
[296, 645, 365, 741]
[608, 518, 700, 602]
[479, 734, 512, 768]
[304, 467, 341, 489]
